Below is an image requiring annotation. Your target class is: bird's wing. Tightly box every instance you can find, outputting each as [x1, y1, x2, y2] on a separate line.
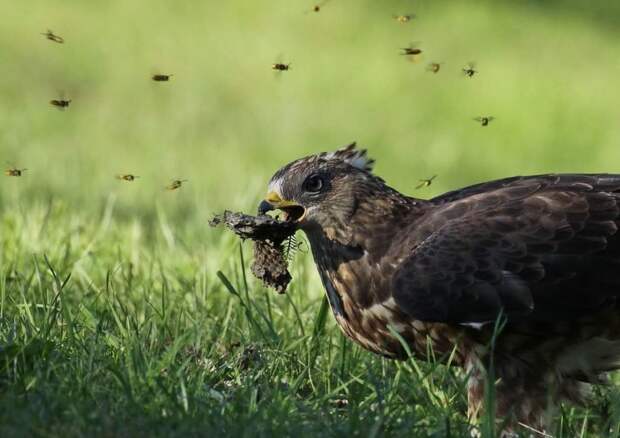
[392, 174, 620, 324]
[431, 175, 543, 204]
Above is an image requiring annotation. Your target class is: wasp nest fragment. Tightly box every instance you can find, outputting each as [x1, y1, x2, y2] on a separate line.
[209, 211, 297, 293]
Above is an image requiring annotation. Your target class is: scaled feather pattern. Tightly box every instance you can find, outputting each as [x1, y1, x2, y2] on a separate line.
[255, 143, 620, 434]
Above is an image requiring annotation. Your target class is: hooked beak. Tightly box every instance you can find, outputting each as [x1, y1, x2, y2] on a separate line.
[258, 191, 307, 223]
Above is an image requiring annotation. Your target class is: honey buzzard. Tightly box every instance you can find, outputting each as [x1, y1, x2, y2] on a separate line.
[258, 143, 620, 434]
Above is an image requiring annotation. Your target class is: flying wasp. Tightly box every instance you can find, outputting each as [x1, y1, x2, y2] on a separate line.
[272, 63, 291, 71]
[427, 62, 443, 73]
[462, 62, 477, 77]
[400, 43, 423, 63]
[5, 165, 27, 177]
[474, 116, 495, 126]
[166, 179, 187, 191]
[50, 98, 71, 109]
[41, 30, 64, 44]
[400, 45, 423, 56]
[400, 43, 422, 56]
[393, 14, 416, 23]
[305, 0, 331, 13]
[415, 175, 437, 190]
[152, 74, 173, 82]
[116, 174, 139, 181]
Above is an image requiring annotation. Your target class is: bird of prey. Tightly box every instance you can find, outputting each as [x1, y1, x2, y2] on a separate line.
[258, 142, 620, 435]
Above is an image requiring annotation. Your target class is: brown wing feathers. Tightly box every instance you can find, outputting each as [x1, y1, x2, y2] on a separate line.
[392, 174, 620, 324]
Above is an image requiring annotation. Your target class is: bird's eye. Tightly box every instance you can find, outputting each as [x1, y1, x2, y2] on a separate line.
[303, 174, 324, 193]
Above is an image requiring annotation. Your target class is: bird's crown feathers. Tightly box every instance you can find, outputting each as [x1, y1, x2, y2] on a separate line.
[317, 142, 375, 172]
[270, 142, 375, 185]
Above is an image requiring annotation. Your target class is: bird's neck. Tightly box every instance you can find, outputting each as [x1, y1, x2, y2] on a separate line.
[305, 188, 426, 253]
[300, 190, 429, 355]
[302, 189, 428, 306]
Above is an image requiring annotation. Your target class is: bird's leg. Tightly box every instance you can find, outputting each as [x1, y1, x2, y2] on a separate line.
[465, 355, 485, 422]
[499, 365, 560, 437]
[465, 353, 555, 437]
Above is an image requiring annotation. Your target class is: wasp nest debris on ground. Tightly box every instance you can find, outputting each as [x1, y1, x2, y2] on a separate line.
[209, 211, 297, 293]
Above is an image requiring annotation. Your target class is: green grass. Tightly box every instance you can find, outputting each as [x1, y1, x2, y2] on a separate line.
[0, 203, 473, 437]
[1, 0, 620, 436]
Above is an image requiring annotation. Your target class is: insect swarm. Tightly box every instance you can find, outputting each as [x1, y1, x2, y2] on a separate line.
[166, 179, 187, 191]
[152, 74, 173, 82]
[463, 62, 477, 77]
[474, 116, 495, 126]
[116, 174, 139, 181]
[415, 175, 437, 189]
[41, 29, 64, 43]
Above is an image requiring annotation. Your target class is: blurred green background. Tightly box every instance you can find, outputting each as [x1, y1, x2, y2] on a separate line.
[2, 2, 620, 435]
[2, 0, 619, 222]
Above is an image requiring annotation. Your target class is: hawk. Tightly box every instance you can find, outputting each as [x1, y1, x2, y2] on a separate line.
[257, 142, 620, 434]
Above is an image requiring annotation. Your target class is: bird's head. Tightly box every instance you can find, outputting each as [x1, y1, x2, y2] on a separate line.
[258, 142, 382, 232]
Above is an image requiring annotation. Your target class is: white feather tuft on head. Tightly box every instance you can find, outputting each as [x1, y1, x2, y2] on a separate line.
[321, 142, 375, 172]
